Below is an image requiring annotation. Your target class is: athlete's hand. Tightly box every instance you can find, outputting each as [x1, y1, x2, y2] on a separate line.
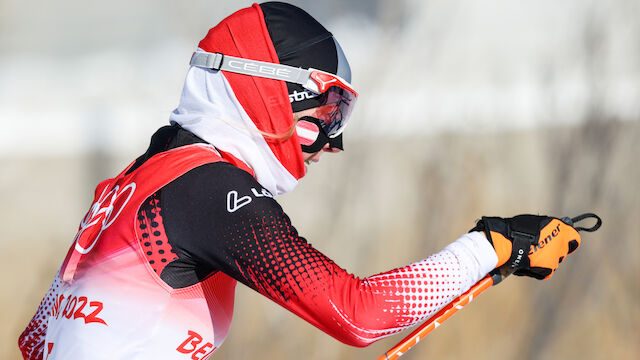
[470, 215, 581, 280]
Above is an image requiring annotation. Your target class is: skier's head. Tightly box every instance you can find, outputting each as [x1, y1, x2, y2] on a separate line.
[260, 2, 354, 155]
[171, 2, 356, 195]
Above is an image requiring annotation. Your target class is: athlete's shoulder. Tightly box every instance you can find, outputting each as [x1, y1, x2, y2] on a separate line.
[181, 161, 271, 196]
[164, 161, 282, 217]
[187, 161, 259, 187]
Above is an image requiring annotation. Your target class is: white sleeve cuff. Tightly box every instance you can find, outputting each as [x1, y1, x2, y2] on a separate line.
[443, 231, 499, 290]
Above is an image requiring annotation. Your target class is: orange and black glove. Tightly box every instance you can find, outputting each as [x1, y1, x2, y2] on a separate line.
[470, 215, 582, 280]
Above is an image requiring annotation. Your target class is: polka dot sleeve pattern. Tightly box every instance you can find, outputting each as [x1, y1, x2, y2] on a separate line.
[160, 162, 493, 347]
[138, 193, 178, 274]
[218, 204, 488, 346]
[209, 202, 485, 347]
[18, 271, 62, 360]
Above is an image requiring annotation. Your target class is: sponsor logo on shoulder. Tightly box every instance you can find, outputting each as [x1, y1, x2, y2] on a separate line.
[226, 187, 273, 213]
[226, 191, 252, 213]
[251, 187, 273, 198]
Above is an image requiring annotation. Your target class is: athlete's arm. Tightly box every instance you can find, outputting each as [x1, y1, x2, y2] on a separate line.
[160, 163, 497, 347]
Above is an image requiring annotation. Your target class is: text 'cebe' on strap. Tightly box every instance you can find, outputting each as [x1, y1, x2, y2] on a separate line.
[191, 51, 311, 85]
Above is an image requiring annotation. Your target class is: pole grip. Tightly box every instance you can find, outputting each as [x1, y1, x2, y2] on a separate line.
[489, 264, 516, 285]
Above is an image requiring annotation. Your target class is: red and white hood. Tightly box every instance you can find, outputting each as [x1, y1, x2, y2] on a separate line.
[169, 4, 305, 196]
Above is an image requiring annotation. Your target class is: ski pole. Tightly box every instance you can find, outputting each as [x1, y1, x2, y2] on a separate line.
[377, 268, 509, 360]
[378, 213, 602, 360]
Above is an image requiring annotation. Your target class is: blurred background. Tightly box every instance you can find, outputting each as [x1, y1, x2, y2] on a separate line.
[1, 0, 638, 359]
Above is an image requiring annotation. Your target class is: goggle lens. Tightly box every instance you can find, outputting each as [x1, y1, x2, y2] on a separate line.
[306, 85, 357, 138]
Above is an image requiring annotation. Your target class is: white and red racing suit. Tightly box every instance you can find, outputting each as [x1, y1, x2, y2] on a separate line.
[20, 4, 498, 359]
[19, 126, 496, 359]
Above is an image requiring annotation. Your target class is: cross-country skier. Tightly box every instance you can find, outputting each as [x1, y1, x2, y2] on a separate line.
[19, 2, 586, 359]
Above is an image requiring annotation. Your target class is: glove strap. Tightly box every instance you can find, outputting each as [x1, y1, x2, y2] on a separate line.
[488, 223, 538, 285]
[506, 230, 536, 269]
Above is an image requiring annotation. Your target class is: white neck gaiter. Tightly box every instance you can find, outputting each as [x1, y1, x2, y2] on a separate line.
[169, 66, 298, 196]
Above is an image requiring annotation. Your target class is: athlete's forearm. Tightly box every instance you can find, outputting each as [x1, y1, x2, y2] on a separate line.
[307, 232, 496, 346]
[229, 227, 497, 347]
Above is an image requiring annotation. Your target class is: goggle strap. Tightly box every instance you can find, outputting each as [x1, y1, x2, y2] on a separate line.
[190, 51, 224, 70]
[190, 51, 312, 88]
[190, 51, 357, 138]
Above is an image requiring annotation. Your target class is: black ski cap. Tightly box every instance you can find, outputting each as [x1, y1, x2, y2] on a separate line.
[260, 1, 352, 113]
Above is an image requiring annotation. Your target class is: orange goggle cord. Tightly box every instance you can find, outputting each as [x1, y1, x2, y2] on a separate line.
[190, 51, 358, 138]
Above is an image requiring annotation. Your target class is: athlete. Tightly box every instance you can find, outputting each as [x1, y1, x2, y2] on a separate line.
[19, 2, 586, 359]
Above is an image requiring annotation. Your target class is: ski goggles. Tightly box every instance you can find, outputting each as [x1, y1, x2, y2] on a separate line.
[190, 51, 358, 138]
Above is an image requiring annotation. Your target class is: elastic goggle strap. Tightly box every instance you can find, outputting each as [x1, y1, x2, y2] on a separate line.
[190, 51, 331, 95]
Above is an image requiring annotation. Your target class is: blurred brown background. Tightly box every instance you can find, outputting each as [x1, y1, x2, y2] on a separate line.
[2, 0, 638, 359]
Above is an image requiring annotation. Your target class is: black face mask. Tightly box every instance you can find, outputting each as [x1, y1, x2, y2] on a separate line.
[298, 116, 344, 153]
